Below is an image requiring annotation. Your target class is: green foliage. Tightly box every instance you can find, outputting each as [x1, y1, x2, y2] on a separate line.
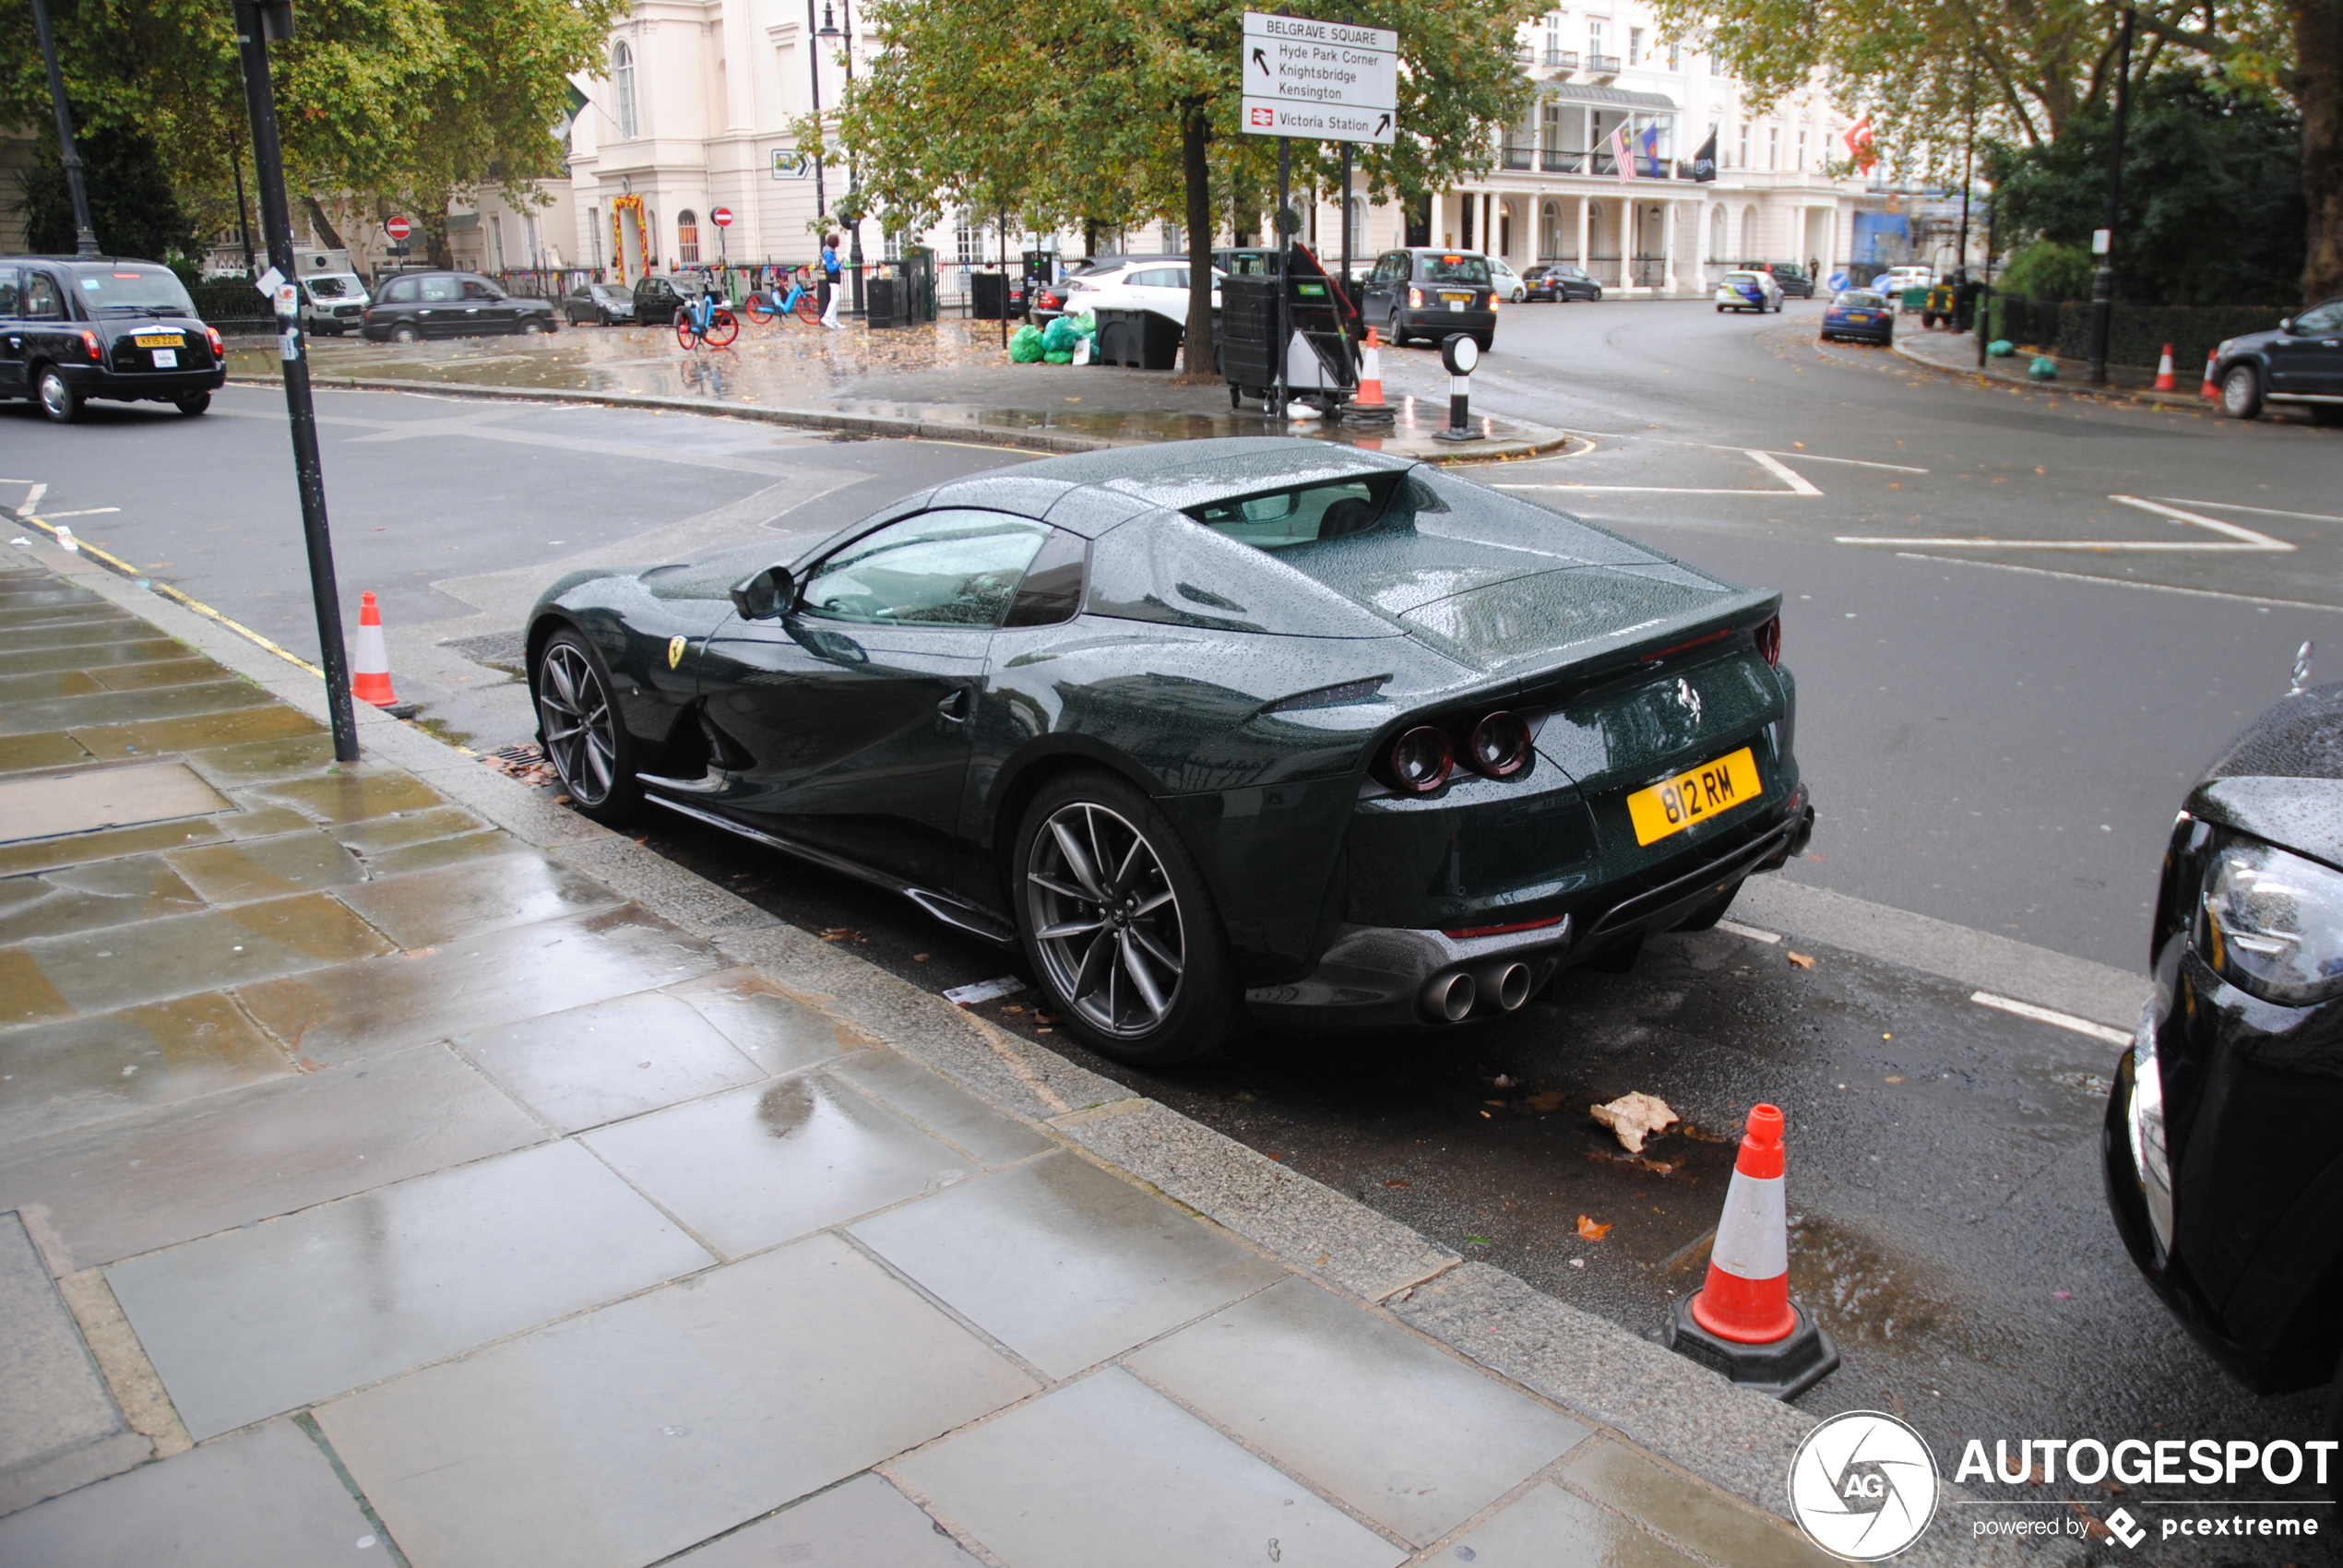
[13, 124, 197, 261]
[1983, 72, 2306, 305]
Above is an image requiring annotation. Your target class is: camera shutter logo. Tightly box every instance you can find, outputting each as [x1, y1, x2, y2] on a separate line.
[1788, 1410, 1940, 1560]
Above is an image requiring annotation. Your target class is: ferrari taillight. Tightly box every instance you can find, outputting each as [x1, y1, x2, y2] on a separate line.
[1384, 726, 1453, 794]
[1755, 615, 1781, 668]
[1463, 712, 1533, 779]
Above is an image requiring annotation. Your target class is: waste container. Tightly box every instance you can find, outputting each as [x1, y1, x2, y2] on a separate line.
[898, 246, 937, 323]
[866, 275, 900, 329]
[971, 271, 1012, 320]
[1094, 307, 1183, 370]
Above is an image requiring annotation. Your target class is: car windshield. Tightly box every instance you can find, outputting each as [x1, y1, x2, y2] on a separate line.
[1835, 291, 1886, 308]
[306, 276, 355, 299]
[1417, 255, 1492, 285]
[1772, 265, 1805, 279]
[1724, 274, 1762, 285]
[67, 265, 196, 315]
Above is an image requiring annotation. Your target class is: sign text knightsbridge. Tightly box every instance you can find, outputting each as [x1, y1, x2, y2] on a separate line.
[1786, 1412, 2335, 1561]
[1240, 12, 1397, 146]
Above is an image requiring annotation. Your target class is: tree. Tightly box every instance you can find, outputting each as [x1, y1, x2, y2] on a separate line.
[1984, 72, 2306, 304]
[815, 0, 1540, 371]
[14, 123, 197, 261]
[1648, 0, 2339, 303]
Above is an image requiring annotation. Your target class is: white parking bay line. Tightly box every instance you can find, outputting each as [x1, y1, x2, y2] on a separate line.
[2155, 499, 2343, 525]
[1714, 919, 1782, 944]
[1838, 494, 2295, 552]
[1493, 449, 1825, 498]
[1969, 991, 2134, 1048]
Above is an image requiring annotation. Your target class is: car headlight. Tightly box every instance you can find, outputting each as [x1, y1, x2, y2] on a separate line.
[2197, 840, 2343, 1004]
[2126, 1000, 2174, 1259]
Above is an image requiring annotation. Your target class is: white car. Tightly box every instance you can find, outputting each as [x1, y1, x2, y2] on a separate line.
[1715, 270, 1783, 314]
[1490, 257, 1528, 303]
[1058, 260, 1222, 324]
[1875, 266, 1933, 306]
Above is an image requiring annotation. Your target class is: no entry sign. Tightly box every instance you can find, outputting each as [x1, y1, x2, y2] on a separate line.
[384, 215, 413, 241]
[711, 208, 733, 228]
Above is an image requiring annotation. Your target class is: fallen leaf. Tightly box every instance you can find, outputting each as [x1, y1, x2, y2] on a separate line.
[1590, 1091, 1678, 1153]
[1466, 1235, 1493, 1245]
[1576, 1214, 1612, 1241]
[1484, 1099, 1508, 1109]
[1885, 1075, 1907, 1084]
[1568, 1257, 1586, 1267]
[1381, 1179, 1410, 1188]
[1787, 951, 1816, 969]
[911, 953, 931, 961]
[819, 928, 865, 943]
[1524, 1090, 1567, 1112]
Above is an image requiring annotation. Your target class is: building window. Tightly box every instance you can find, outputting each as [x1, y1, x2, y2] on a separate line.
[613, 42, 638, 139]
[1797, 129, 1808, 171]
[1628, 27, 1644, 65]
[676, 209, 700, 265]
[955, 218, 982, 265]
[491, 214, 506, 270]
[1768, 126, 1779, 169]
[1737, 125, 1748, 167]
[1588, 19, 1603, 55]
[1667, 42, 1680, 69]
[1710, 50, 1723, 76]
[883, 227, 902, 261]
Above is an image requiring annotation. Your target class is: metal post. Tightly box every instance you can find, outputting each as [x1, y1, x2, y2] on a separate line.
[2087, 6, 2134, 386]
[1338, 141, 1353, 308]
[1978, 196, 1997, 369]
[805, 0, 828, 220]
[29, 0, 100, 255]
[1274, 136, 1290, 420]
[232, 0, 360, 763]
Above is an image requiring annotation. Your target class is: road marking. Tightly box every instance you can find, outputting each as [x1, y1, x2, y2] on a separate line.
[1838, 494, 2294, 552]
[2154, 498, 2343, 525]
[26, 507, 122, 521]
[1747, 450, 1927, 473]
[1714, 919, 1782, 944]
[1969, 991, 2134, 1048]
[1892, 552, 2343, 613]
[1542, 428, 1928, 471]
[1494, 449, 1825, 497]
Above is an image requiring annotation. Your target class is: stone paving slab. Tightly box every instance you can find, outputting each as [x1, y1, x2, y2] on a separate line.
[0, 1212, 148, 1515]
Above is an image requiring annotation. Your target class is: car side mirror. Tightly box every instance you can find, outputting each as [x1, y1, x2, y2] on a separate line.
[731, 566, 795, 621]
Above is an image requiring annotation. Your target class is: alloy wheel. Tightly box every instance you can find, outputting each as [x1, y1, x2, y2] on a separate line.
[1025, 801, 1186, 1039]
[38, 371, 76, 422]
[537, 640, 619, 805]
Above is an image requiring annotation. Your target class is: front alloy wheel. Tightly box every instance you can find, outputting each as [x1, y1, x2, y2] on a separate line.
[2221, 364, 2264, 420]
[534, 630, 639, 822]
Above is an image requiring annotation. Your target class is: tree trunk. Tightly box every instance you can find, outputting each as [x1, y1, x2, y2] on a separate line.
[303, 195, 345, 250]
[2301, 0, 2343, 302]
[1183, 105, 1216, 380]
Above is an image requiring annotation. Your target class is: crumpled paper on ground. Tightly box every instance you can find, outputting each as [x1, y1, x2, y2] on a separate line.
[1589, 1091, 1678, 1154]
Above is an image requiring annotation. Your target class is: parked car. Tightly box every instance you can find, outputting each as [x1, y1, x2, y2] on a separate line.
[2105, 650, 2343, 1458]
[1819, 289, 1894, 345]
[1490, 258, 1529, 303]
[524, 438, 1811, 1065]
[295, 251, 369, 336]
[1053, 260, 1222, 326]
[1736, 261, 1814, 299]
[362, 271, 556, 341]
[629, 274, 713, 327]
[563, 282, 639, 326]
[0, 255, 227, 422]
[1715, 270, 1782, 314]
[1359, 249, 1499, 350]
[1523, 264, 1602, 303]
[1873, 267, 1933, 310]
[2211, 298, 2343, 422]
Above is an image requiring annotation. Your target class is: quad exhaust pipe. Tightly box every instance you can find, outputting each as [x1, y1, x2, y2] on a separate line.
[1472, 959, 1534, 1013]
[1421, 970, 1477, 1022]
[1418, 960, 1535, 1023]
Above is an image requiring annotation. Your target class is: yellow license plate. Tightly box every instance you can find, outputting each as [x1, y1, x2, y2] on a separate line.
[133, 333, 184, 348]
[1625, 746, 1761, 847]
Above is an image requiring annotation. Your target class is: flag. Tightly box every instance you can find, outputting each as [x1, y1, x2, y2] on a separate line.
[1607, 122, 1638, 184]
[1843, 116, 1876, 172]
[1691, 127, 1718, 182]
[1637, 123, 1663, 177]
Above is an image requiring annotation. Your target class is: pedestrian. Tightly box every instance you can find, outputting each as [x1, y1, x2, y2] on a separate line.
[1808, 255, 1820, 284]
[820, 233, 843, 328]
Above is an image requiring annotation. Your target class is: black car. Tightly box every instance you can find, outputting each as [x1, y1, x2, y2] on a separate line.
[1358, 249, 1499, 350]
[1524, 264, 1602, 303]
[1738, 261, 1815, 299]
[361, 271, 555, 341]
[564, 282, 638, 326]
[2105, 654, 2343, 1447]
[0, 256, 226, 423]
[2212, 297, 2343, 421]
[524, 437, 1810, 1066]
[630, 274, 715, 327]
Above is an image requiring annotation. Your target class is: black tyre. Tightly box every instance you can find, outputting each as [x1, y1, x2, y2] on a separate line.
[518, 317, 548, 335]
[533, 628, 641, 824]
[1388, 308, 1408, 347]
[35, 367, 79, 423]
[1473, 334, 1493, 353]
[2221, 363, 2264, 420]
[390, 322, 422, 344]
[1013, 771, 1242, 1065]
[174, 392, 211, 416]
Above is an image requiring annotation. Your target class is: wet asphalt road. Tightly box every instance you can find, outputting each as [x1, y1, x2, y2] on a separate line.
[7, 301, 2342, 1545]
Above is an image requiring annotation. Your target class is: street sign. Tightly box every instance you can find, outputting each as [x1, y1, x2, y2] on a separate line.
[1241, 12, 1397, 145]
[771, 148, 812, 180]
[711, 207, 733, 228]
[384, 214, 412, 241]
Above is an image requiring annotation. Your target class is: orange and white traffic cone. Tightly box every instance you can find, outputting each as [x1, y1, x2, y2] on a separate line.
[2153, 343, 2177, 392]
[1662, 1104, 1840, 1399]
[1344, 327, 1394, 423]
[2200, 350, 2220, 399]
[351, 591, 399, 708]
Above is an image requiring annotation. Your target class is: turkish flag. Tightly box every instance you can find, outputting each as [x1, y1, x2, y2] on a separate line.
[1843, 117, 1877, 172]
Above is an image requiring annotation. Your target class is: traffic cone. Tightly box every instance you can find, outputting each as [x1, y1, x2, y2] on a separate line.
[1342, 327, 1394, 424]
[2153, 343, 2177, 391]
[1661, 1104, 1840, 1399]
[2200, 350, 2219, 399]
[351, 591, 399, 708]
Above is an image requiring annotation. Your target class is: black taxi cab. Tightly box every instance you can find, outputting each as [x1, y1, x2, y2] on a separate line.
[1, 256, 227, 422]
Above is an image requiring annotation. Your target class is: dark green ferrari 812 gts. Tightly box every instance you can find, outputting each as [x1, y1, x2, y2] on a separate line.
[527, 438, 1813, 1063]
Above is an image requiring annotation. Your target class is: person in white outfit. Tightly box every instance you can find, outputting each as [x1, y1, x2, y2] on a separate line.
[819, 234, 843, 328]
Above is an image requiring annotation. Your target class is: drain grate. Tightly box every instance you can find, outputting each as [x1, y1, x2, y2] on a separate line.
[482, 742, 555, 789]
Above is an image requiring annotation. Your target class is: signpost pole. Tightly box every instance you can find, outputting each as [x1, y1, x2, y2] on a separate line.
[1274, 136, 1290, 421]
[232, 0, 360, 764]
[1338, 141, 1352, 310]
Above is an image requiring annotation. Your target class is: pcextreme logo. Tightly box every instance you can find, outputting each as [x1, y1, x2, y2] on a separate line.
[1789, 1411, 1941, 1561]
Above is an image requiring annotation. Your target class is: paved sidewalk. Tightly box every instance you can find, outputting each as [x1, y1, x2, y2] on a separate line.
[0, 539, 1876, 1567]
[1892, 327, 2212, 410]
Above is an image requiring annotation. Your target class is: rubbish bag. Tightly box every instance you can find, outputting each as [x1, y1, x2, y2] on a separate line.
[1986, 339, 2015, 358]
[1009, 324, 1045, 363]
[1041, 315, 1081, 354]
[1070, 311, 1097, 339]
[1043, 349, 1075, 363]
[2028, 354, 2058, 381]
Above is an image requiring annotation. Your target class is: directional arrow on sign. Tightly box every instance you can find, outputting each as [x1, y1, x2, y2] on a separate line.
[1252, 46, 1269, 77]
[1375, 113, 1390, 137]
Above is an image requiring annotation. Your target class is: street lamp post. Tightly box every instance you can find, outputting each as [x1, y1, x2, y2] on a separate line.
[232, 0, 361, 763]
[804, 0, 828, 221]
[2087, 6, 2135, 386]
[28, 0, 100, 255]
[817, 1, 865, 316]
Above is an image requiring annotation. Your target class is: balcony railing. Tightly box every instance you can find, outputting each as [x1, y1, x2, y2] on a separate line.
[1542, 46, 1579, 70]
[1585, 52, 1620, 74]
[1542, 148, 1586, 173]
[1503, 143, 1533, 170]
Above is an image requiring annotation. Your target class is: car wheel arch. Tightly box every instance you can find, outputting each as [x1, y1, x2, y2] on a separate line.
[984, 740, 1168, 872]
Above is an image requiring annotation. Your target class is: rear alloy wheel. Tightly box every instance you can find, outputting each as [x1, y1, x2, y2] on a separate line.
[534, 629, 641, 824]
[1016, 773, 1239, 1064]
[36, 367, 79, 423]
[518, 317, 547, 335]
[390, 322, 422, 344]
[2221, 364, 2264, 420]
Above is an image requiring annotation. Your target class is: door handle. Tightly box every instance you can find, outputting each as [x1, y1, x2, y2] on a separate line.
[936, 690, 970, 722]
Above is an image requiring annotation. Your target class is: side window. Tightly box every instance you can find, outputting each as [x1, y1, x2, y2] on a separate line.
[421, 276, 461, 302]
[1187, 479, 1387, 551]
[24, 272, 65, 320]
[800, 510, 1053, 627]
[0, 267, 18, 316]
[462, 279, 497, 301]
[1003, 529, 1088, 627]
[383, 277, 419, 303]
[2293, 303, 2343, 334]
